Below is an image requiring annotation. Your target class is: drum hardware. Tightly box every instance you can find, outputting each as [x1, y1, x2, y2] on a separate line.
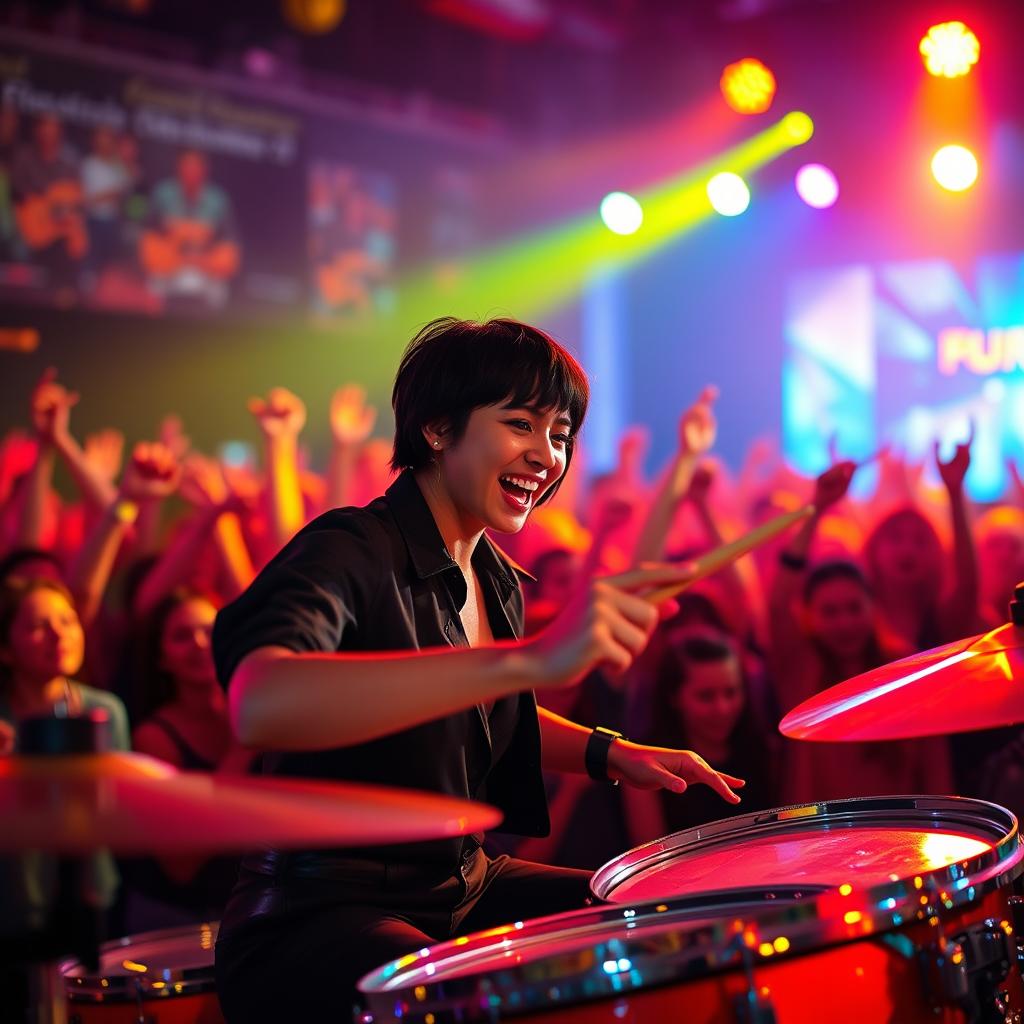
[918, 918, 1016, 1023]
[732, 943, 778, 1024]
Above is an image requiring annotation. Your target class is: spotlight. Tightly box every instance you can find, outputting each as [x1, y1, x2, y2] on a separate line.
[781, 111, 814, 144]
[720, 58, 777, 115]
[795, 164, 839, 209]
[931, 144, 978, 192]
[599, 192, 643, 235]
[920, 21, 980, 78]
[707, 173, 751, 217]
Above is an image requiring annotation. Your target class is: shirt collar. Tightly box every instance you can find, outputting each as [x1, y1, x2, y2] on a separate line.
[385, 470, 536, 593]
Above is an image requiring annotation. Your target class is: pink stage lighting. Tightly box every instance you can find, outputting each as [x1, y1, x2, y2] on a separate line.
[795, 164, 839, 209]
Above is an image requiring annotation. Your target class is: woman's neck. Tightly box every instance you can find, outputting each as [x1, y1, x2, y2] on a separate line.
[413, 467, 484, 575]
[10, 674, 68, 717]
[168, 678, 225, 717]
[685, 730, 730, 765]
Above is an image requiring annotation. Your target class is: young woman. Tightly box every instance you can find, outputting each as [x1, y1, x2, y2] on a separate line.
[0, 575, 128, 753]
[212, 317, 745, 1022]
[625, 632, 777, 844]
[770, 465, 952, 804]
[125, 589, 254, 930]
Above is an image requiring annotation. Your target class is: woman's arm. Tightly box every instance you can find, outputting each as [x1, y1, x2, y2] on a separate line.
[768, 463, 855, 710]
[70, 443, 180, 628]
[536, 705, 743, 802]
[229, 566, 692, 749]
[633, 387, 718, 567]
[935, 433, 980, 637]
[326, 385, 377, 509]
[249, 388, 306, 549]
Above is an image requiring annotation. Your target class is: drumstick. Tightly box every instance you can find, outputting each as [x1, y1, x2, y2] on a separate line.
[643, 504, 815, 604]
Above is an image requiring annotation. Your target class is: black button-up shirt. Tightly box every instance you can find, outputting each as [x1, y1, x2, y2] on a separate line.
[212, 470, 550, 866]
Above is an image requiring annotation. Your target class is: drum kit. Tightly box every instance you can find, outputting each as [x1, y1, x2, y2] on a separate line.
[6, 575, 1024, 1022]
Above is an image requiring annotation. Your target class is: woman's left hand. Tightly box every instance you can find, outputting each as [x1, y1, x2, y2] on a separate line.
[607, 740, 744, 805]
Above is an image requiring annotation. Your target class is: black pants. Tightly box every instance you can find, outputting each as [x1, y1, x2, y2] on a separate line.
[215, 850, 592, 1023]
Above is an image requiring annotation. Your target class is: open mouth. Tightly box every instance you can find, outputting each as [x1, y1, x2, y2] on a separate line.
[499, 473, 540, 511]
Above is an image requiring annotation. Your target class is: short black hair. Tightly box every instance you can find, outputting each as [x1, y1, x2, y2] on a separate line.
[0, 547, 63, 585]
[391, 317, 589, 505]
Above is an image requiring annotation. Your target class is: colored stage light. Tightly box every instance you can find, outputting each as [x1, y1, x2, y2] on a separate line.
[795, 163, 839, 208]
[600, 192, 643, 235]
[720, 58, 777, 115]
[781, 111, 814, 144]
[920, 21, 980, 78]
[931, 144, 978, 191]
[707, 173, 750, 217]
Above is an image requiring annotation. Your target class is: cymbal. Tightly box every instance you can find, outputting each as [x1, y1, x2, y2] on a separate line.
[779, 622, 1024, 742]
[0, 752, 502, 854]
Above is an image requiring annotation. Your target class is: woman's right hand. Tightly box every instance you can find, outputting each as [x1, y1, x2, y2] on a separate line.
[526, 565, 691, 689]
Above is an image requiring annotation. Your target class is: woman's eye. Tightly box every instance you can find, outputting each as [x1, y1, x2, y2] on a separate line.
[507, 419, 531, 431]
[553, 434, 570, 447]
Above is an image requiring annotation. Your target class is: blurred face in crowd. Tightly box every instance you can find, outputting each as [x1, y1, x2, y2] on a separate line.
[177, 150, 208, 195]
[160, 597, 218, 690]
[871, 511, 936, 587]
[673, 655, 745, 748]
[978, 521, 1024, 605]
[805, 576, 874, 661]
[35, 115, 62, 158]
[4, 587, 84, 684]
[534, 550, 579, 607]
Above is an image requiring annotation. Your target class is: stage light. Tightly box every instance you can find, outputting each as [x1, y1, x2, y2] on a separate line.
[282, 0, 346, 35]
[795, 163, 839, 208]
[599, 191, 643, 235]
[720, 58, 777, 115]
[707, 172, 750, 217]
[781, 111, 814, 144]
[931, 144, 978, 191]
[920, 21, 980, 78]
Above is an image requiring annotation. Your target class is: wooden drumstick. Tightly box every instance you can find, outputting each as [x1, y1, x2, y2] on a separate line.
[643, 504, 815, 604]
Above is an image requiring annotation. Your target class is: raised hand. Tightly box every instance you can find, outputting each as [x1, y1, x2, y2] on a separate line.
[248, 387, 307, 440]
[813, 460, 856, 512]
[679, 386, 719, 457]
[179, 452, 230, 509]
[158, 414, 191, 463]
[30, 367, 79, 445]
[118, 441, 181, 502]
[329, 384, 377, 447]
[83, 429, 125, 485]
[608, 741, 744, 803]
[935, 421, 974, 494]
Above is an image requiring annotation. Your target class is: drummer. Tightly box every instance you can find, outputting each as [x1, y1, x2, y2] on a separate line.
[212, 316, 745, 1022]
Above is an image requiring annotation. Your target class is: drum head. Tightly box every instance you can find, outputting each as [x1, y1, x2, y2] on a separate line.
[591, 795, 1017, 904]
[63, 922, 219, 1002]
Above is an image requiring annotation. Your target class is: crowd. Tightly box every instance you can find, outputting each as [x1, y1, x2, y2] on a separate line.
[2, 365, 1023, 926]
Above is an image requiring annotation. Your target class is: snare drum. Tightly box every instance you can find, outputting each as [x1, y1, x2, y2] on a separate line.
[62, 922, 223, 1023]
[359, 796, 1024, 1023]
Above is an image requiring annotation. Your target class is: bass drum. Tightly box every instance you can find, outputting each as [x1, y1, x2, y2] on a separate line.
[359, 796, 1024, 1023]
[62, 922, 222, 1023]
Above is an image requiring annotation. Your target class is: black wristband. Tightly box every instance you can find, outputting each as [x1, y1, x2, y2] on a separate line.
[779, 550, 808, 571]
[585, 726, 624, 784]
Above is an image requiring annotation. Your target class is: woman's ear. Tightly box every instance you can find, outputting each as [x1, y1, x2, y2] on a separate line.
[422, 420, 450, 453]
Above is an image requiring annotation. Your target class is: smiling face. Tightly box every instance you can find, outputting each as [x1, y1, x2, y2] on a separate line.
[673, 656, 745, 748]
[159, 597, 218, 690]
[430, 402, 572, 534]
[4, 587, 84, 684]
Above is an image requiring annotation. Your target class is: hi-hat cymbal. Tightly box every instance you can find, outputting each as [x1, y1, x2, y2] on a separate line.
[779, 622, 1024, 742]
[0, 752, 502, 854]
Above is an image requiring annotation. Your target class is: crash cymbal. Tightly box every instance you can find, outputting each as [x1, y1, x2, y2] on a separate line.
[0, 751, 502, 854]
[779, 622, 1024, 742]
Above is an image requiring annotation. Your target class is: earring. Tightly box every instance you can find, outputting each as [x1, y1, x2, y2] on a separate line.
[433, 441, 441, 449]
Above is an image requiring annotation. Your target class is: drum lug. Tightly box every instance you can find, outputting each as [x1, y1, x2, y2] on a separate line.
[732, 989, 777, 1024]
[1009, 896, 1024, 965]
[923, 918, 1015, 1024]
